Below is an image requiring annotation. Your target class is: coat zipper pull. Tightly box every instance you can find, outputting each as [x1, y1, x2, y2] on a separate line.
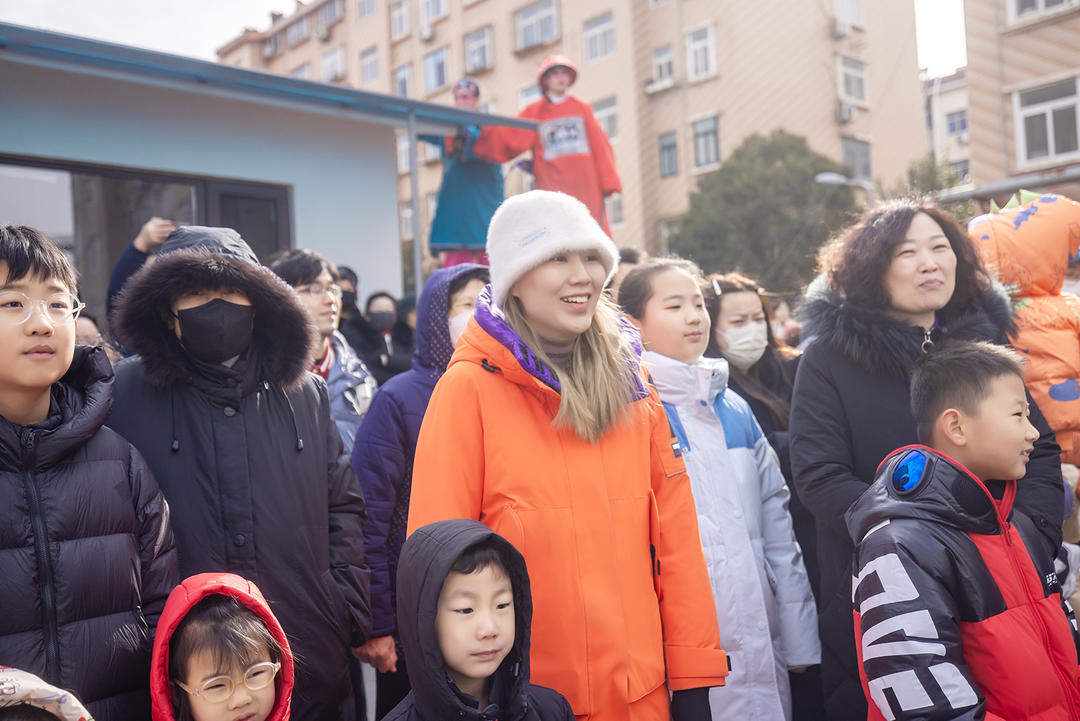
[921, 328, 934, 353]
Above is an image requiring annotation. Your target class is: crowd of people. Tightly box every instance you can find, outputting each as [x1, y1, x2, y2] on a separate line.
[5, 51, 1080, 721]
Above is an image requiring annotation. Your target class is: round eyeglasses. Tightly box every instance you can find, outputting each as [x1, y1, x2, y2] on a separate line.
[175, 661, 281, 704]
[296, 283, 342, 298]
[0, 290, 86, 326]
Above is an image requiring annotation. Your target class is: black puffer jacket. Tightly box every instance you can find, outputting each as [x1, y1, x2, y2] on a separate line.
[0, 346, 177, 721]
[386, 519, 574, 721]
[789, 285, 1064, 721]
[108, 232, 372, 721]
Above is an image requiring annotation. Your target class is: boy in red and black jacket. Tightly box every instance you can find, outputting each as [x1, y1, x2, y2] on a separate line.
[847, 341, 1080, 721]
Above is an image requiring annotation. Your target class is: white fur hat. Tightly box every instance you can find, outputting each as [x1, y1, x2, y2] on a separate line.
[486, 190, 619, 310]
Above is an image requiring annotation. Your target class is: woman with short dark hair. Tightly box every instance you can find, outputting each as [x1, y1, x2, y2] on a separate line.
[789, 200, 1064, 721]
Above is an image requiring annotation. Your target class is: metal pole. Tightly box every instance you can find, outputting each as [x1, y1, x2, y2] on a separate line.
[407, 109, 423, 299]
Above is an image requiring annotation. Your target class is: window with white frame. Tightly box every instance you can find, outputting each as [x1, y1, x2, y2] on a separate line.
[649, 0, 668, 6]
[515, 0, 558, 51]
[692, 116, 719, 168]
[685, 26, 716, 82]
[838, 56, 867, 103]
[399, 201, 414, 240]
[262, 34, 281, 57]
[420, 140, 440, 163]
[421, 0, 447, 26]
[1013, 0, 1076, 21]
[658, 131, 678, 177]
[396, 134, 410, 173]
[358, 0, 375, 17]
[477, 101, 495, 113]
[391, 0, 410, 39]
[361, 47, 378, 84]
[519, 84, 542, 108]
[319, 0, 344, 26]
[833, 0, 861, 24]
[1016, 77, 1078, 163]
[653, 45, 674, 81]
[465, 27, 493, 73]
[593, 97, 617, 141]
[605, 193, 624, 227]
[426, 193, 439, 224]
[946, 110, 967, 134]
[584, 12, 615, 62]
[424, 47, 448, 92]
[841, 137, 872, 180]
[949, 160, 970, 182]
[321, 47, 345, 81]
[286, 17, 310, 46]
[394, 64, 412, 97]
[291, 63, 311, 79]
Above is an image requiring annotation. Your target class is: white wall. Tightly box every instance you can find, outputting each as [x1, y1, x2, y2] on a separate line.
[0, 58, 403, 295]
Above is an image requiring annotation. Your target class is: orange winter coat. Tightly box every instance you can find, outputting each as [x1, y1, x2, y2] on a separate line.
[972, 193, 1080, 463]
[408, 291, 728, 721]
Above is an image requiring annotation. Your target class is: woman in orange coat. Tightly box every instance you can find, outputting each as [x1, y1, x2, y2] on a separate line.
[408, 190, 728, 721]
[971, 193, 1080, 463]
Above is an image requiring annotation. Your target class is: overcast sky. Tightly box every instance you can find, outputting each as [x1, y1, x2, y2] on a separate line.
[0, 0, 966, 77]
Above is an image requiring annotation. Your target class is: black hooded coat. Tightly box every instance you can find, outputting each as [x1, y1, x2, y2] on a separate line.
[0, 346, 178, 721]
[789, 286, 1064, 721]
[386, 519, 574, 721]
[107, 228, 372, 721]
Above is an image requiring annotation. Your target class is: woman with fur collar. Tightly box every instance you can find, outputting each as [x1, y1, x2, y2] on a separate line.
[789, 201, 1064, 721]
[108, 226, 372, 721]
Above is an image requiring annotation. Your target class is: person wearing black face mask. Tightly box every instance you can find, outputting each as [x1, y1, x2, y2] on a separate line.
[107, 226, 373, 721]
[339, 290, 413, 386]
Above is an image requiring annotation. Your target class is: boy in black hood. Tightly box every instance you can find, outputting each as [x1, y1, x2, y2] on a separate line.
[389, 520, 573, 721]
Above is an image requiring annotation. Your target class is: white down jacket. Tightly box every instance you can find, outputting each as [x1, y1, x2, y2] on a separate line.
[644, 352, 820, 721]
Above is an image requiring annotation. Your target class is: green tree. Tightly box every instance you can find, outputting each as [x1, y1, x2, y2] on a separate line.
[669, 130, 859, 293]
[884, 152, 978, 224]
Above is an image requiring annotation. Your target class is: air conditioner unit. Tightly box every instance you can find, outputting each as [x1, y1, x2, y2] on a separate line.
[318, 25, 332, 41]
[644, 76, 677, 95]
[831, 17, 851, 39]
[836, 102, 856, 124]
[419, 24, 433, 41]
[957, 131, 970, 145]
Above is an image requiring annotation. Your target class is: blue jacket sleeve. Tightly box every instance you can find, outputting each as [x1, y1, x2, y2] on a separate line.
[351, 386, 410, 637]
[107, 243, 149, 318]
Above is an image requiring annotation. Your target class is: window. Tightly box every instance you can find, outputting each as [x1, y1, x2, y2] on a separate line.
[515, 0, 558, 51]
[605, 193, 624, 227]
[946, 110, 967, 135]
[949, 160, 971, 182]
[833, 0, 861, 23]
[841, 137, 872, 180]
[361, 47, 378, 84]
[420, 140, 440, 163]
[653, 45, 674, 81]
[399, 201, 414, 240]
[394, 64, 413, 97]
[391, 0, 410, 39]
[359, 0, 375, 17]
[692, 116, 719, 168]
[1016, 77, 1079, 163]
[593, 97, 617, 141]
[424, 48, 448, 92]
[519, 84, 542, 108]
[321, 48, 345, 81]
[584, 12, 615, 62]
[291, 63, 311, 79]
[286, 17, 310, 46]
[1013, 0, 1075, 21]
[426, 192, 439, 223]
[318, 0, 344, 26]
[659, 219, 678, 247]
[396, 134, 411, 173]
[477, 101, 495, 113]
[685, 26, 716, 81]
[465, 27, 493, 73]
[649, 0, 668, 6]
[421, 0, 447, 25]
[838, 56, 867, 103]
[262, 34, 281, 58]
[658, 132, 678, 177]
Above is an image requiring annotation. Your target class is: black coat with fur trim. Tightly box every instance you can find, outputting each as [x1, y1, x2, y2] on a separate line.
[108, 249, 372, 721]
[789, 286, 1064, 721]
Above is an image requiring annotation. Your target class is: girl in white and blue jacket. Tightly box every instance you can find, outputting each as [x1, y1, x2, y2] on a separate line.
[621, 258, 820, 721]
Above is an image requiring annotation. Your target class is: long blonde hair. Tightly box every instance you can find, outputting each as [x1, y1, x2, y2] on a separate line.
[504, 293, 640, 442]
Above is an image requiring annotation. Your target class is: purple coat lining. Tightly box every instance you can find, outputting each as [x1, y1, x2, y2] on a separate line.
[474, 285, 648, 400]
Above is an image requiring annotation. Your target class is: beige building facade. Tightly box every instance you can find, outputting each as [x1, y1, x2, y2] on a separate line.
[924, 69, 971, 182]
[220, 0, 925, 255]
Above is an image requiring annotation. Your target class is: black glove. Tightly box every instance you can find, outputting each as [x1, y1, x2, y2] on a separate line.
[670, 687, 711, 721]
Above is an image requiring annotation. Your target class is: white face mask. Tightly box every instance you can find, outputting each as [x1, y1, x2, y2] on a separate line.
[449, 310, 473, 346]
[719, 321, 768, 371]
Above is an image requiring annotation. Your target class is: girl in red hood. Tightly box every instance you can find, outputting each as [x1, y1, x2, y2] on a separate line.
[150, 574, 295, 721]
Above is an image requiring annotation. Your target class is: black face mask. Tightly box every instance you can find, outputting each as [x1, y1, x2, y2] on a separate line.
[369, 310, 397, 332]
[175, 298, 256, 364]
[341, 290, 358, 312]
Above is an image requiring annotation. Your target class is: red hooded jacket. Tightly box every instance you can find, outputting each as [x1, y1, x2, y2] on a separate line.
[150, 574, 295, 721]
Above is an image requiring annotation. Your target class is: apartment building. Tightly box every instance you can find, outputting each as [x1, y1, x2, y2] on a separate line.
[219, 0, 925, 254]
[924, 69, 971, 182]
[963, 0, 1080, 197]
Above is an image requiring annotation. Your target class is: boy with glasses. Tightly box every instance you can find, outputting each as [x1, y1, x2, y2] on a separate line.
[0, 225, 178, 721]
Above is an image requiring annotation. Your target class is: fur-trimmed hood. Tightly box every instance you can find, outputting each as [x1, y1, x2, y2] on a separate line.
[800, 278, 1016, 378]
[113, 247, 314, 389]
